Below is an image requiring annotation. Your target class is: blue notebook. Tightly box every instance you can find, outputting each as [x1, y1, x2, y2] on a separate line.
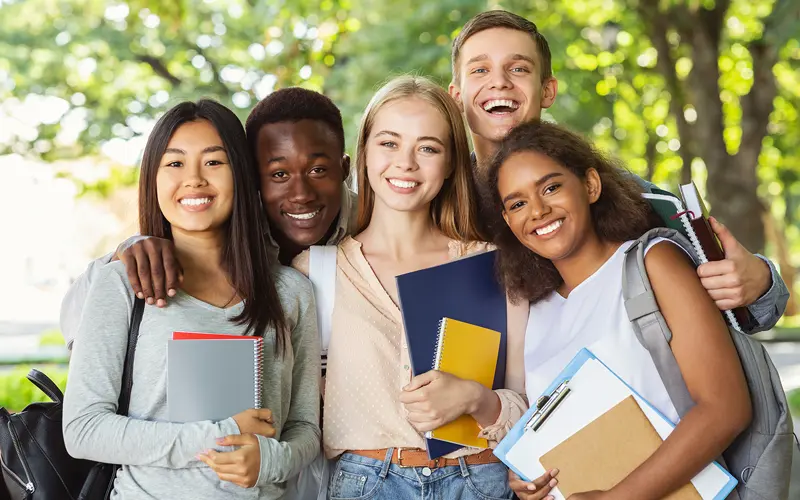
[494, 349, 736, 499]
[396, 249, 507, 459]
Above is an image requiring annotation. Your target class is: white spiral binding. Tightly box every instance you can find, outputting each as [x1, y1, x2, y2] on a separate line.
[432, 318, 448, 371]
[679, 212, 743, 332]
[254, 337, 264, 409]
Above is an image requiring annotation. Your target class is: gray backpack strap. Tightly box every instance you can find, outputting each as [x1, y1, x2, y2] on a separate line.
[622, 227, 698, 417]
[309, 245, 336, 371]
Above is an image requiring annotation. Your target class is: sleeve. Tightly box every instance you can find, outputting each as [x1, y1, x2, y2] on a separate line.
[478, 389, 528, 446]
[62, 264, 241, 468]
[255, 281, 322, 485]
[60, 252, 115, 350]
[743, 255, 790, 333]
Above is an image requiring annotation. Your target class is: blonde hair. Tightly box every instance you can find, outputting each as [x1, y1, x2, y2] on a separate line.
[355, 75, 484, 242]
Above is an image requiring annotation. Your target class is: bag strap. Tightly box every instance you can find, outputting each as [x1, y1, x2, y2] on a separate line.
[117, 298, 145, 416]
[622, 227, 697, 418]
[26, 369, 64, 403]
[308, 245, 337, 353]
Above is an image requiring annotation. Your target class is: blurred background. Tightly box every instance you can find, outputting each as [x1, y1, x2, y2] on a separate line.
[0, 0, 798, 492]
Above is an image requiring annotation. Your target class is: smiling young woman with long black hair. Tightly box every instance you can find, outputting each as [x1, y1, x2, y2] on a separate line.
[63, 99, 321, 500]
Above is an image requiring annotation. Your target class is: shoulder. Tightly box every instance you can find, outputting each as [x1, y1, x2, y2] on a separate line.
[642, 238, 696, 281]
[291, 250, 311, 277]
[273, 265, 315, 319]
[451, 240, 493, 258]
[91, 261, 136, 298]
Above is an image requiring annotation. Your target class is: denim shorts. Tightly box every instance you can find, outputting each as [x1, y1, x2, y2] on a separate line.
[328, 449, 514, 500]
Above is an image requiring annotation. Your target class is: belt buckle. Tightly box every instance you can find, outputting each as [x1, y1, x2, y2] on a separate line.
[396, 447, 415, 468]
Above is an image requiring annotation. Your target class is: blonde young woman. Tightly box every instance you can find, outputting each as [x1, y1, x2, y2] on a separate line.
[292, 76, 533, 500]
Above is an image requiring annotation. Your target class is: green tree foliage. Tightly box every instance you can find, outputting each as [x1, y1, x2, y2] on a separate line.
[1, 0, 798, 255]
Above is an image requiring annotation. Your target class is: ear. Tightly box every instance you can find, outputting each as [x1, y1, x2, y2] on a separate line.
[540, 77, 558, 110]
[448, 81, 464, 113]
[341, 154, 351, 181]
[502, 209, 510, 227]
[585, 168, 602, 204]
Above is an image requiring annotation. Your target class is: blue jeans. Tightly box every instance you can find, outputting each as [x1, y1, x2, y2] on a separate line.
[328, 449, 514, 500]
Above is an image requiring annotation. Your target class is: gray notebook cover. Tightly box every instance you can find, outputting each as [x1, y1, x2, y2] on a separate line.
[167, 339, 262, 422]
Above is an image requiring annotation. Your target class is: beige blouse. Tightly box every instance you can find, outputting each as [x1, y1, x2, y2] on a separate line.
[293, 236, 528, 459]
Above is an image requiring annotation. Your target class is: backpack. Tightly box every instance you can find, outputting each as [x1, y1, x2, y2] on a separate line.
[622, 227, 795, 499]
[280, 245, 336, 500]
[0, 298, 144, 500]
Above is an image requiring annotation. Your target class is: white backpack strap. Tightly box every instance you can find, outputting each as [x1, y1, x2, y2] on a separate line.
[308, 245, 337, 374]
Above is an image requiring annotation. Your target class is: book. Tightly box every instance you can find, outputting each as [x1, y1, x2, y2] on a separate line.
[424, 318, 501, 449]
[494, 349, 736, 500]
[167, 332, 263, 422]
[395, 250, 508, 459]
[539, 396, 700, 499]
[642, 188, 751, 332]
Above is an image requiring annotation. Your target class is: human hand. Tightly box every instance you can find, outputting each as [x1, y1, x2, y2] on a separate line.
[198, 433, 261, 488]
[509, 469, 559, 500]
[232, 408, 275, 438]
[116, 236, 183, 307]
[399, 370, 483, 433]
[697, 217, 771, 310]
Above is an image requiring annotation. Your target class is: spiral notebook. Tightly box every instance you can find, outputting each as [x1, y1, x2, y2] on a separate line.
[424, 318, 501, 448]
[167, 332, 263, 422]
[643, 187, 750, 332]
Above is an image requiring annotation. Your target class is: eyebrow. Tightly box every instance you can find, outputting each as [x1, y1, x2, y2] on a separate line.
[164, 145, 226, 155]
[465, 53, 536, 66]
[267, 152, 333, 165]
[375, 130, 446, 147]
[501, 172, 563, 204]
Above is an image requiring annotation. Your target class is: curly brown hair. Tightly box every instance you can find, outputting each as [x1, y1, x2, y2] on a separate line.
[484, 120, 661, 303]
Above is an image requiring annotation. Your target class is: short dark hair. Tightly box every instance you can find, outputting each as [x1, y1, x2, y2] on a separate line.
[484, 120, 660, 304]
[139, 99, 288, 354]
[452, 10, 552, 84]
[245, 87, 345, 154]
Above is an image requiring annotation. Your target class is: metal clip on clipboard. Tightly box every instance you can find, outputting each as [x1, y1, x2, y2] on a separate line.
[524, 380, 571, 432]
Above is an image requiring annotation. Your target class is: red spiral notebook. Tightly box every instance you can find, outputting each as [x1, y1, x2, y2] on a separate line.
[167, 332, 263, 422]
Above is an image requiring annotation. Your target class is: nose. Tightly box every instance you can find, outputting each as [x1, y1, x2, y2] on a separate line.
[394, 145, 419, 172]
[488, 69, 512, 90]
[528, 196, 551, 221]
[287, 176, 316, 204]
[183, 162, 209, 188]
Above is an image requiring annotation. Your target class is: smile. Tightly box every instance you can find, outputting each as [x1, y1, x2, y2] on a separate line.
[387, 178, 419, 189]
[284, 210, 320, 220]
[534, 219, 563, 236]
[179, 196, 214, 207]
[482, 99, 520, 114]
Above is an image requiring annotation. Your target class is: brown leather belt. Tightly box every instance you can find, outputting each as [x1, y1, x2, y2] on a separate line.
[347, 448, 500, 469]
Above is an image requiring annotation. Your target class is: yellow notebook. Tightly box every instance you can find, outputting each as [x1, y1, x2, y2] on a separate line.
[425, 318, 501, 448]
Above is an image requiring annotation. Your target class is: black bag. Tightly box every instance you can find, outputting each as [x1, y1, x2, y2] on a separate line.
[0, 298, 144, 500]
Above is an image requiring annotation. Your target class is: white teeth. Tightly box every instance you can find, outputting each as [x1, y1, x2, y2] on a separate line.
[388, 179, 418, 189]
[180, 197, 212, 206]
[483, 99, 519, 112]
[286, 210, 320, 220]
[535, 219, 563, 236]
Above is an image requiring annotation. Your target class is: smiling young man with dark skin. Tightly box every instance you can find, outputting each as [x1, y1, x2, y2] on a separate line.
[60, 88, 356, 349]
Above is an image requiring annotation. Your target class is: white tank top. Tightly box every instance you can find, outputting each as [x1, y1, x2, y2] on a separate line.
[523, 239, 680, 423]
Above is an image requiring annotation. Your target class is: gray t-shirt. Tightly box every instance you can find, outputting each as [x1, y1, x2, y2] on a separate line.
[63, 261, 321, 500]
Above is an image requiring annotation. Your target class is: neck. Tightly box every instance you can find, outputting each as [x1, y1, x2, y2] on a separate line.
[274, 216, 340, 265]
[171, 228, 227, 284]
[358, 202, 444, 260]
[552, 232, 621, 297]
[472, 134, 500, 176]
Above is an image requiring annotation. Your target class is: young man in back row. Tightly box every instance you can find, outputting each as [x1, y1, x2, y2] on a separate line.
[61, 11, 787, 349]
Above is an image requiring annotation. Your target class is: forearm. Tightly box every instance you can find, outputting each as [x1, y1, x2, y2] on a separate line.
[63, 410, 239, 468]
[611, 403, 746, 499]
[467, 382, 502, 428]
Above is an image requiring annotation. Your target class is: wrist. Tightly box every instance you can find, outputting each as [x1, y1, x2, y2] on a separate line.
[466, 380, 495, 417]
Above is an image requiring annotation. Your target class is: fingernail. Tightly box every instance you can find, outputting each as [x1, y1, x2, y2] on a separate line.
[168, 289, 177, 297]
[137, 292, 144, 299]
[527, 484, 537, 491]
[146, 297, 154, 305]
[216, 438, 225, 445]
[157, 299, 166, 307]
[549, 478, 558, 487]
[552, 468, 559, 476]
[546, 496, 555, 500]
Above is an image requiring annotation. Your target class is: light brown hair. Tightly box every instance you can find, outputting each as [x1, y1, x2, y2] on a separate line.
[355, 76, 484, 242]
[451, 10, 552, 84]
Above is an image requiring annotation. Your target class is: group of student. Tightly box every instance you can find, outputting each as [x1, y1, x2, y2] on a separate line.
[59, 10, 790, 500]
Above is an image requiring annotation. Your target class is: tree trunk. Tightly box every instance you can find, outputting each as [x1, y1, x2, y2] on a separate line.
[763, 210, 797, 316]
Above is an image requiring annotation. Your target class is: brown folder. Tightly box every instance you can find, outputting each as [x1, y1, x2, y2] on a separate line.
[539, 396, 701, 499]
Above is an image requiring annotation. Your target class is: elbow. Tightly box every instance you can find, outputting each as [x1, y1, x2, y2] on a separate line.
[62, 415, 95, 461]
[731, 396, 753, 438]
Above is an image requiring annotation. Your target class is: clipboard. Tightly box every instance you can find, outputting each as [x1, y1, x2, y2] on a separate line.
[494, 349, 737, 500]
